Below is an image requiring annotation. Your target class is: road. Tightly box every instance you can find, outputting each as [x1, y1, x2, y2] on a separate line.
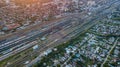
[101, 38, 119, 67]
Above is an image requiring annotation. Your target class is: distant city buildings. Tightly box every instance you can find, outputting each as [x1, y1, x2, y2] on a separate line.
[0, 0, 109, 36]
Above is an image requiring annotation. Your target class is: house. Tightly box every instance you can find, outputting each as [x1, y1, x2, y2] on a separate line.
[32, 45, 39, 50]
[2, 23, 20, 31]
